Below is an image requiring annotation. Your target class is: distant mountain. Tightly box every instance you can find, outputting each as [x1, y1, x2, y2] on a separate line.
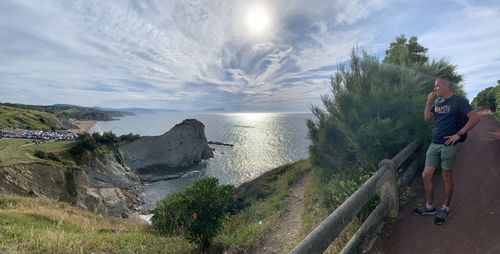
[95, 107, 181, 114]
[52, 104, 84, 108]
[152, 108, 182, 113]
[202, 107, 227, 113]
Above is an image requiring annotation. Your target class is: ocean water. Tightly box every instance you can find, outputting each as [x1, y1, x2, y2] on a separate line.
[92, 112, 314, 210]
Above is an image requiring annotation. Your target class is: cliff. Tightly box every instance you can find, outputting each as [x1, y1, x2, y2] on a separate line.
[0, 153, 141, 218]
[119, 119, 214, 172]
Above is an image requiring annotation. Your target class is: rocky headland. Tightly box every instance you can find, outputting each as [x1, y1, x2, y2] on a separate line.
[119, 119, 214, 173]
[0, 118, 215, 218]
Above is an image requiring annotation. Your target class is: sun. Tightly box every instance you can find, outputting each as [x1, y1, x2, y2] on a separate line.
[245, 5, 271, 35]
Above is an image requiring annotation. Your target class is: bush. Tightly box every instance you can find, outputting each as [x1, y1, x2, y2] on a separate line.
[33, 150, 48, 159]
[69, 131, 140, 162]
[119, 133, 141, 143]
[152, 177, 237, 247]
[47, 152, 61, 162]
[308, 35, 464, 210]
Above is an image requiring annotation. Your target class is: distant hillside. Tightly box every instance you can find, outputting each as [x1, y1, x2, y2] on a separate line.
[202, 107, 227, 113]
[1, 103, 133, 124]
[95, 107, 181, 114]
[0, 105, 64, 131]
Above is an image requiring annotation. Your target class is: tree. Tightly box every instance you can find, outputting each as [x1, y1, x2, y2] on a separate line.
[308, 36, 464, 175]
[496, 80, 500, 115]
[383, 34, 429, 66]
[472, 87, 497, 111]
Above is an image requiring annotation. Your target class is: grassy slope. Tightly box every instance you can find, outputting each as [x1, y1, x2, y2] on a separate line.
[1, 103, 131, 122]
[0, 140, 360, 253]
[212, 159, 311, 252]
[298, 169, 363, 253]
[212, 159, 365, 253]
[0, 138, 74, 166]
[0, 156, 313, 253]
[0, 105, 63, 130]
[0, 195, 194, 254]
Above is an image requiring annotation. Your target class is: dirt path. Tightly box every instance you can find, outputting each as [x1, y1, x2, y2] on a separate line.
[257, 171, 311, 254]
[371, 112, 500, 254]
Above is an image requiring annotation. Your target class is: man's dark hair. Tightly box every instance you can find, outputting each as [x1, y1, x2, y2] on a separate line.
[436, 75, 453, 88]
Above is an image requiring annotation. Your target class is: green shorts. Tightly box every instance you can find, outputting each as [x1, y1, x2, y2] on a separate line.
[425, 143, 461, 170]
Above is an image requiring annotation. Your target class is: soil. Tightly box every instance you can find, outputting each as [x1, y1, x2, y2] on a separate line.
[370, 112, 500, 254]
[256, 171, 312, 254]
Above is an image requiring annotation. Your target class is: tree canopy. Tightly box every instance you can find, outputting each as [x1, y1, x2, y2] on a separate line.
[383, 34, 429, 66]
[472, 80, 500, 113]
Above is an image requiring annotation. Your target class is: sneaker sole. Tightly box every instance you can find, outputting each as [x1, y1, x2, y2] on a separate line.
[414, 211, 437, 215]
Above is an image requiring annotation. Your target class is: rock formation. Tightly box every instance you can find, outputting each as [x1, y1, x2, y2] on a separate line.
[0, 156, 141, 218]
[119, 119, 214, 172]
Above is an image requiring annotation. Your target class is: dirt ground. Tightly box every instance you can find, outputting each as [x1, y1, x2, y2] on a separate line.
[371, 112, 500, 254]
[256, 172, 311, 254]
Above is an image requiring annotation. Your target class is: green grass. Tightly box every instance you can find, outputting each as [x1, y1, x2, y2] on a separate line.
[0, 105, 62, 130]
[211, 159, 311, 251]
[0, 138, 75, 166]
[298, 170, 364, 254]
[0, 195, 195, 254]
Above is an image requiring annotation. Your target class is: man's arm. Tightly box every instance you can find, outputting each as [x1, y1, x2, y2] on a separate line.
[424, 92, 436, 122]
[444, 110, 480, 146]
[459, 110, 480, 134]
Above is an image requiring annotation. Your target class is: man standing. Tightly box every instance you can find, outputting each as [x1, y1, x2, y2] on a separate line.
[413, 75, 480, 225]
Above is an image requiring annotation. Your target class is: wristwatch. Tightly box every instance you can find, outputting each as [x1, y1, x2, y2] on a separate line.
[456, 131, 463, 137]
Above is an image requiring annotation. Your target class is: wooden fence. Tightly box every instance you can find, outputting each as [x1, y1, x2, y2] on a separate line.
[290, 140, 422, 254]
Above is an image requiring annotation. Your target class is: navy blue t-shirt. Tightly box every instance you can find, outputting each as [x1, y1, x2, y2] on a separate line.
[431, 95, 472, 144]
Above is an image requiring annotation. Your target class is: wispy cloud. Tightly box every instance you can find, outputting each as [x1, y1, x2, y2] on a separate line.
[0, 0, 498, 111]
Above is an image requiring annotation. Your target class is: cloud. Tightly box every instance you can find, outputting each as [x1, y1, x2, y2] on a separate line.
[418, 1, 500, 99]
[0, 0, 497, 111]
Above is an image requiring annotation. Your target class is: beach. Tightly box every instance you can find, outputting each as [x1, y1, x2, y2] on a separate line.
[69, 120, 97, 133]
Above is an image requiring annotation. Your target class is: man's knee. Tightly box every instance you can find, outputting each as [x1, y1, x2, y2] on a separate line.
[422, 166, 435, 181]
[442, 169, 453, 182]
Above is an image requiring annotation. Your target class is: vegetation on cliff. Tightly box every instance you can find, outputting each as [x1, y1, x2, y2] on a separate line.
[0, 195, 195, 253]
[0, 105, 64, 131]
[152, 177, 237, 248]
[0, 102, 132, 122]
[69, 131, 140, 163]
[0, 138, 74, 167]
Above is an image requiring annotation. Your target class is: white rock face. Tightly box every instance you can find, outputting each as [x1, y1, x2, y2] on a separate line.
[119, 119, 214, 171]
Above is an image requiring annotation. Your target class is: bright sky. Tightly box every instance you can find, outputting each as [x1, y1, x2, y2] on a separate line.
[1, 0, 499, 112]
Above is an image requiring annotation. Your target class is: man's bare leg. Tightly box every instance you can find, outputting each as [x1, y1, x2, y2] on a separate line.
[422, 166, 436, 206]
[441, 169, 454, 207]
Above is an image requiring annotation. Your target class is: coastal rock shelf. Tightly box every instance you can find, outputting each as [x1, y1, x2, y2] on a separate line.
[207, 141, 234, 147]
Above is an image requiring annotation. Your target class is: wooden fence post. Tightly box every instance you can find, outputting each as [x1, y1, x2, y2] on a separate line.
[378, 159, 398, 218]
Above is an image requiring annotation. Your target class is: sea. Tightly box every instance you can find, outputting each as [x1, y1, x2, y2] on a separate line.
[91, 112, 314, 211]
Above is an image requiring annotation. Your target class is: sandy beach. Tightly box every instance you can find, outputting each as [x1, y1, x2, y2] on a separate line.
[69, 120, 96, 133]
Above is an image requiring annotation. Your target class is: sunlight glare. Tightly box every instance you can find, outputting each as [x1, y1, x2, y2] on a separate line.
[246, 5, 271, 35]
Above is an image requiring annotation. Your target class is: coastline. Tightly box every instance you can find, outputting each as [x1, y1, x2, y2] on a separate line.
[69, 120, 97, 133]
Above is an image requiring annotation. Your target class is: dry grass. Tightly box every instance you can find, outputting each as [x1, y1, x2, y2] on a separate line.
[0, 195, 195, 254]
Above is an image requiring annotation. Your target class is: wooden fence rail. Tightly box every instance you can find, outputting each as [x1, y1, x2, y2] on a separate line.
[289, 140, 422, 254]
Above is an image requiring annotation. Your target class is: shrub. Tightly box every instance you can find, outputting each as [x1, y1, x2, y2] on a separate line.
[47, 152, 61, 162]
[308, 35, 464, 210]
[33, 150, 48, 159]
[152, 177, 237, 247]
[119, 132, 141, 143]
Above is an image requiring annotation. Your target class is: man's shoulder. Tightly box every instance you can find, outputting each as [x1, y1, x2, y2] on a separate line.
[453, 95, 468, 102]
[451, 95, 470, 105]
